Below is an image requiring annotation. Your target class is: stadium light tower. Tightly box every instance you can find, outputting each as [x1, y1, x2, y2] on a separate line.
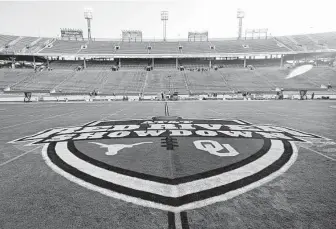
[84, 8, 93, 41]
[237, 9, 245, 40]
[161, 11, 168, 41]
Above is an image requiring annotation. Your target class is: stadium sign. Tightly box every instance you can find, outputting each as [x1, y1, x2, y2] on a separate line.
[10, 118, 328, 212]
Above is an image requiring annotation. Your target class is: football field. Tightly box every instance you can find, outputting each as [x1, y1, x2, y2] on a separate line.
[0, 100, 335, 229]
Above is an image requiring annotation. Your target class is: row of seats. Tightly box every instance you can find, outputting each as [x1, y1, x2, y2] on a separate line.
[1, 66, 334, 94]
[0, 36, 51, 53]
[277, 32, 336, 51]
[310, 32, 336, 48]
[11, 70, 73, 91]
[39, 38, 290, 55]
[0, 34, 18, 49]
[1, 32, 335, 54]
[10, 37, 39, 52]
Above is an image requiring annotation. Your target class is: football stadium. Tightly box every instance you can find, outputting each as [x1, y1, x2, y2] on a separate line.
[0, 1, 335, 228]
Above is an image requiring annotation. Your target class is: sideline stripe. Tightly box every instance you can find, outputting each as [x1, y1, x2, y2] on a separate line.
[301, 146, 336, 161]
[0, 145, 41, 168]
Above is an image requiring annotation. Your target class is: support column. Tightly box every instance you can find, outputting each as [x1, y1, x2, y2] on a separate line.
[33, 56, 36, 70]
[119, 58, 121, 68]
[243, 56, 247, 68]
[209, 59, 212, 69]
[176, 58, 178, 69]
[11, 57, 16, 69]
[83, 58, 86, 69]
[152, 58, 154, 68]
[315, 55, 318, 67]
[47, 58, 50, 68]
[293, 55, 296, 66]
[280, 54, 284, 68]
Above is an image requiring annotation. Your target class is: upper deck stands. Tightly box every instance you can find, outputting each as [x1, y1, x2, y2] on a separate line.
[27, 38, 51, 53]
[148, 42, 180, 54]
[79, 41, 116, 54]
[210, 39, 288, 53]
[0, 31, 335, 55]
[310, 32, 336, 49]
[40, 40, 85, 54]
[10, 37, 39, 53]
[117, 42, 149, 54]
[291, 35, 322, 50]
[0, 35, 18, 48]
[179, 41, 213, 54]
[36, 38, 290, 55]
[275, 36, 303, 51]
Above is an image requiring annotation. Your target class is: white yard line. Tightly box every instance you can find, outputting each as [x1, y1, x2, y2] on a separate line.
[0, 145, 41, 168]
[301, 146, 336, 161]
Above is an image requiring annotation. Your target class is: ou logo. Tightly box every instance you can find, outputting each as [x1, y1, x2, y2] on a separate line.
[193, 140, 239, 157]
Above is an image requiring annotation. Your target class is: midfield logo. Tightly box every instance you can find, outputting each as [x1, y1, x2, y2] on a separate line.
[10, 118, 329, 212]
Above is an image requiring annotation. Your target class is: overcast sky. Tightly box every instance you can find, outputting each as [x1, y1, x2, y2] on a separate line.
[0, 0, 335, 39]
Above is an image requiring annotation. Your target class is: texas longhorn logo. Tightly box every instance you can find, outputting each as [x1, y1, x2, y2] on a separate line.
[10, 117, 330, 212]
[89, 142, 153, 155]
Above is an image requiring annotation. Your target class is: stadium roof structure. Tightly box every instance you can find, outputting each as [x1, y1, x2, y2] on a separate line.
[0, 32, 336, 58]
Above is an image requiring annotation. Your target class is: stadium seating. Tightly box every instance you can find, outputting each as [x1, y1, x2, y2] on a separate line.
[180, 59, 209, 68]
[1, 32, 335, 55]
[54, 70, 104, 93]
[186, 71, 232, 93]
[79, 41, 117, 54]
[49, 60, 83, 69]
[153, 58, 176, 68]
[9, 37, 39, 53]
[117, 42, 149, 54]
[254, 67, 336, 90]
[143, 70, 188, 95]
[121, 59, 149, 69]
[40, 40, 85, 54]
[291, 35, 322, 50]
[218, 68, 273, 92]
[211, 39, 288, 53]
[10, 70, 74, 92]
[0, 34, 18, 49]
[100, 71, 146, 95]
[310, 32, 336, 49]
[86, 61, 115, 69]
[0, 69, 35, 89]
[274, 36, 303, 51]
[149, 42, 180, 54]
[24, 38, 51, 53]
[0, 66, 334, 95]
[179, 42, 214, 54]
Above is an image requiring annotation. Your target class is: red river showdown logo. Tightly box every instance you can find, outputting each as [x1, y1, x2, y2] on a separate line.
[10, 117, 329, 212]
